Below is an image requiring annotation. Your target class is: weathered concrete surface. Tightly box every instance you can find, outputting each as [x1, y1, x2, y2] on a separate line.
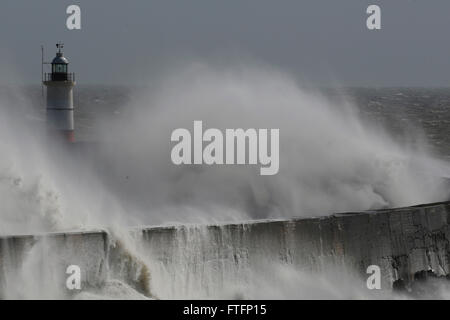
[0, 201, 449, 298]
[136, 201, 450, 297]
[0, 231, 109, 298]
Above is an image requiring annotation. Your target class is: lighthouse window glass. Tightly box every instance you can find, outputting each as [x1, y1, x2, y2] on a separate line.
[53, 64, 67, 73]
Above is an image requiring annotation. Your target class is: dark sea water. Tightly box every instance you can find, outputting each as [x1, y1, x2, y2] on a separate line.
[342, 88, 450, 161]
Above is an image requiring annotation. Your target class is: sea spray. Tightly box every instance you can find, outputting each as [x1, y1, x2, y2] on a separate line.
[105, 228, 156, 299]
[0, 229, 156, 299]
[96, 63, 450, 223]
[0, 63, 449, 299]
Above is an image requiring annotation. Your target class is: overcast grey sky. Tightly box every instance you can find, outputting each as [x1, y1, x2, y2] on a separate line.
[1, 0, 450, 86]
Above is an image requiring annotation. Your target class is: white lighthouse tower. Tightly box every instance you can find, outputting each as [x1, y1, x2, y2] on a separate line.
[43, 43, 76, 142]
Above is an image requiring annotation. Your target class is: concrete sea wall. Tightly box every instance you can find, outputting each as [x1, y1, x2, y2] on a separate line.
[0, 231, 108, 298]
[0, 201, 449, 298]
[137, 201, 450, 298]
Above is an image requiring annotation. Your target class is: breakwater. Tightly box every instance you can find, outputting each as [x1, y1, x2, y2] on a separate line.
[1, 201, 449, 298]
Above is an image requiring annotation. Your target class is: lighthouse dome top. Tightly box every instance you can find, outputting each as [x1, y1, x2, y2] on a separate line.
[52, 52, 69, 64]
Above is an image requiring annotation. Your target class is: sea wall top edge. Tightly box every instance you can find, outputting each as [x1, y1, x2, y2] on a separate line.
[1, 200, 449, 239]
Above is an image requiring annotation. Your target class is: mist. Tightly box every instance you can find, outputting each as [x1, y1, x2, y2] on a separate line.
[0, 62, 449, 235]
[0, 61, 450, 300]
[94, 62, 450, 225]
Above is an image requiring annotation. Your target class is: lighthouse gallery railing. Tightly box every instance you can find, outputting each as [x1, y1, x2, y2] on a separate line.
[44, 73, 75, 82]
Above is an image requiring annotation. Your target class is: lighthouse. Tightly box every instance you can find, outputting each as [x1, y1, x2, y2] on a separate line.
[43, 43, 76, 142]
